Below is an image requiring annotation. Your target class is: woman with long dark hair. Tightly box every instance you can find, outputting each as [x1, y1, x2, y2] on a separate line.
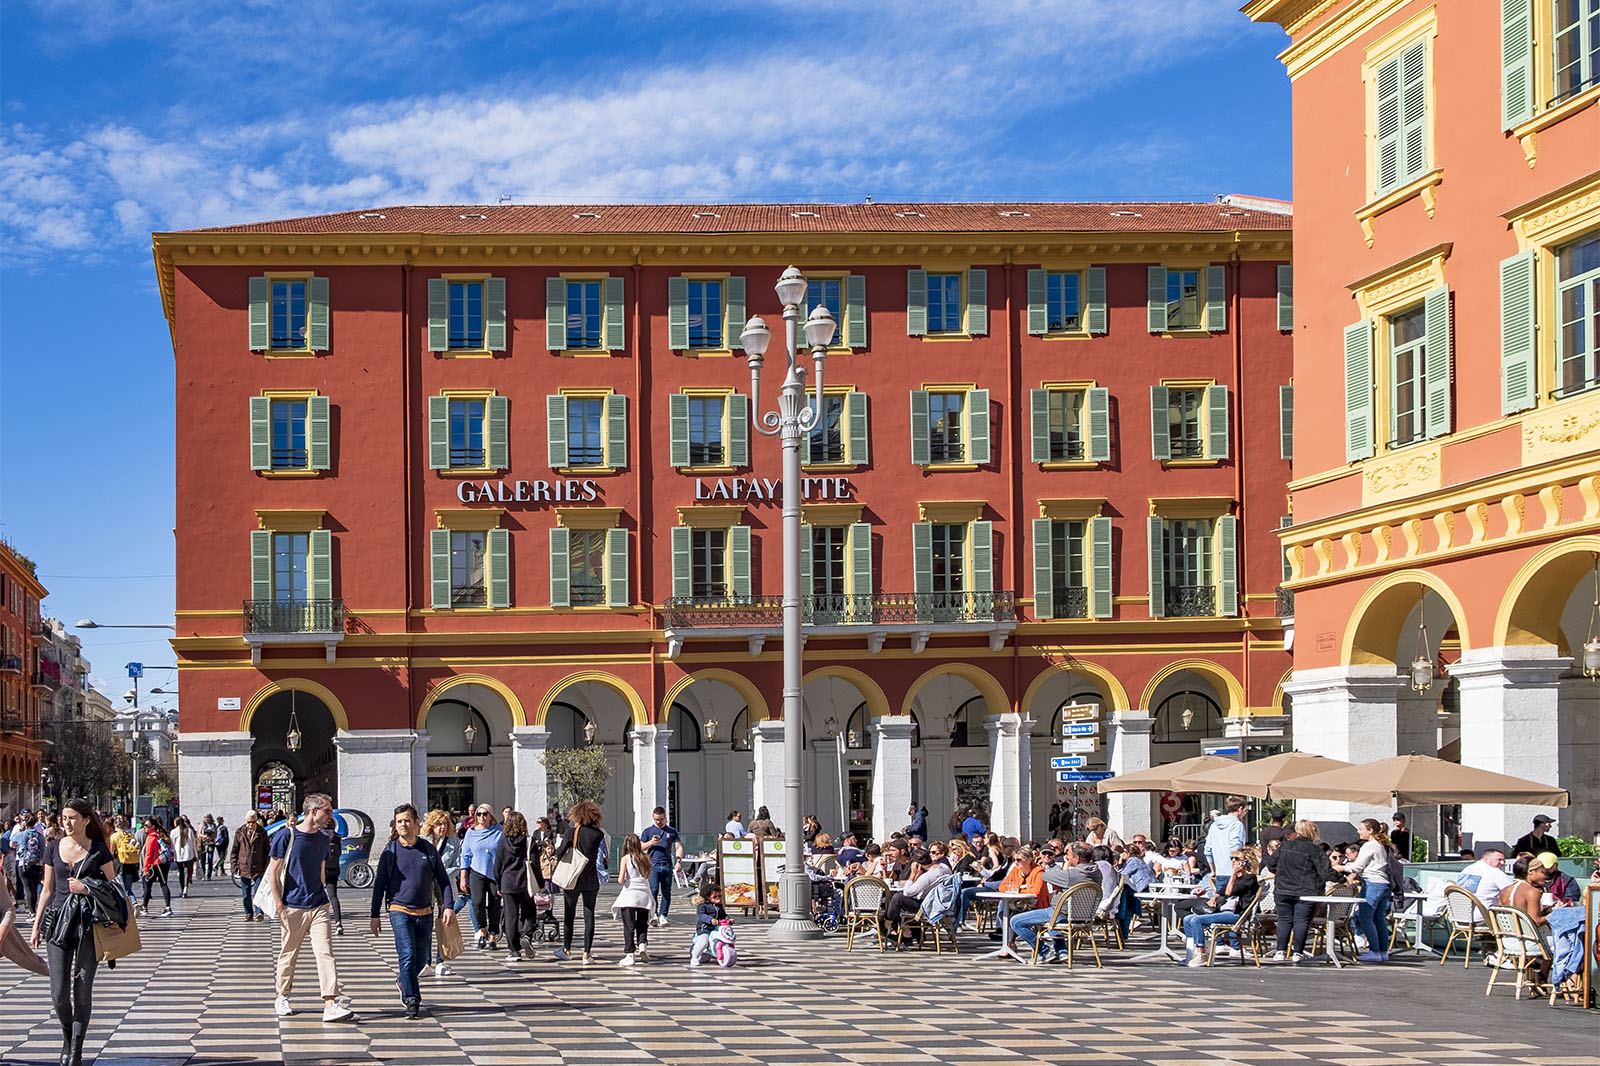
[612, 833, 653, 966]
[172, 816, 198, 898]
[1337, 818, 1397, 963]
[552, 800, 605, 963]
[139, 817, 173, 917]
[494, 812, 539, 964]
[29, 798, 114, 1066]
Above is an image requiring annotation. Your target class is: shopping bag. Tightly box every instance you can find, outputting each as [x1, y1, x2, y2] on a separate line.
[253, 866, 284, 920]
[93, 909, 142, 963]
[436, 912, 464, 961]
[550, 848, 590, 891]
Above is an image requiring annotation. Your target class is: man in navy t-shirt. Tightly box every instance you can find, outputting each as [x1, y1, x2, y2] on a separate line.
[267, 794, 353, 1023]
[640, 806, 683, 926]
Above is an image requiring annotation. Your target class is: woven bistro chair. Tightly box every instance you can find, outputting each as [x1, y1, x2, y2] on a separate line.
[1485, 906, 1554, 1001]
[1091, 875, 1126, 950]
[896, 877, 960, 955]
[1202, 883, 1267, 967]
[1438, 884, 1495, 968]
[1030, 882, 1104, 968]
[1308, 883, 1362, 962]
[842, 876, 890, 952]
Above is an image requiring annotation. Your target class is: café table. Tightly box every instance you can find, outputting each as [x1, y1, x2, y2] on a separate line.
[973, 891, 1038, 964]
[1388, 894, 1447, 957]
[1299, 895, 1364, 968]
[1129, 888, 1202, 962]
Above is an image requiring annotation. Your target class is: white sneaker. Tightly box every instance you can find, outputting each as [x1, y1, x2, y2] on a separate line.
[551, 946, 570, 961]
[1289, 952, 1305, 963]
[1267, 951, 1288, 963]
[274, 995, 294, 1017]
[636, 946, 649, 964]
[335, 995, 353, 1010]
[322, 1002, 355, 1023]
[619, 953, 635, 967]
[654, 915, 668, 927]
[581, 952, 593, 965]
[689, 956, 702, 967]
[159, 907, 173, 917]
[1186, 953, 1206, 968]
[433, 963, 453, 977]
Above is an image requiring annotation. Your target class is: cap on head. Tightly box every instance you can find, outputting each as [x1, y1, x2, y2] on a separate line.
[1533, 815, 1554, 826]
[1534, 851, 1559, 869]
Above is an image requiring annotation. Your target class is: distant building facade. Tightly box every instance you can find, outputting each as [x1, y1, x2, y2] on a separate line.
[0, 542, 46, 813]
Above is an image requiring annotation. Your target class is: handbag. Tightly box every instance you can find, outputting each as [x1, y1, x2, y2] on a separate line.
[550, 836, 591, 891]
[253, 861, 286, 920]
[93, 907, 141, 963]
[436, 910, 464, 960]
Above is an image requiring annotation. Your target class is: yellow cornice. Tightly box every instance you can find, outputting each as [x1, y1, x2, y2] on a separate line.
[255, 509, 326, 532]
[1037, 498, 1106, 520]
[1149, 496, 1234, 519]
[676, 504, 745, 528]
[1277, 0, 1406, 81]
[555, 506, 624, 530]
[917, 500, 986, 523]
[801, 503, 864, 526]
[434, 508, 505, 531]
[1349, 241, 1451, 318]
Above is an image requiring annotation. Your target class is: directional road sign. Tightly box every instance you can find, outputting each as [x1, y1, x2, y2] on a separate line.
[1059, 770, 1115, 783]
[1054, 759, 1089, 777]
[1064, 722, 1099, 737]
[1049, 756, 1087, 769]
[1060, 703, 1099, 722]
[1060, 738, 1097, 754]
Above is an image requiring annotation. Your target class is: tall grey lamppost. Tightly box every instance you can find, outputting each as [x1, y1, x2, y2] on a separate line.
[739, 267, 835, 941]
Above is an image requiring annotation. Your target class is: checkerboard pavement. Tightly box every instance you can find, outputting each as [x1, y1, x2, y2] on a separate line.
[0, 878, 1590, 1066]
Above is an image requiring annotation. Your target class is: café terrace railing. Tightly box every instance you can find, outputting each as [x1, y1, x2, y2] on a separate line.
[662, 590, 1017, 629]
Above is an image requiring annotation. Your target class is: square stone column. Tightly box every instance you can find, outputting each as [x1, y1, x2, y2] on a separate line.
[410, 730, 430, 813]
[630, 725, 671, 831]
[1105, 711, 1155, 843]
[870, 716, 916, 844]
[985, 713, 1035, 839]
[336, 729, 425, 819]
[1394, 686, 1441, 854]
[511, 726, 550, 822]
[1452, 646, 1570, 846]
[750, 720, 786, 835]
[1558, 676, 1599, 845]
[176, 731, 254, 827]
[1282, 665, 1406, 825]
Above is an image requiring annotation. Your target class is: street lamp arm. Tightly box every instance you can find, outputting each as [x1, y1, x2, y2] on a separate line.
[76, 620, 176, 630]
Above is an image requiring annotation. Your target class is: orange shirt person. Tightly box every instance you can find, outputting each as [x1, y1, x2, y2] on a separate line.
[998, 846, 1049, 909]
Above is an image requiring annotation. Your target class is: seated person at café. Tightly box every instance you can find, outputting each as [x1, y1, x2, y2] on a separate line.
[947, 840, 981, 929]
[836, 832, 866, 869]
[1115, 840, 1155, 941]
[808, 833, 836, 860]
[1455, 848, 1514, 904]
[1090, 845, 1120, 907]
[1536, 853, 1580, 904]
[860, 843, 885, 877]
[877, 840, 911, 883]
[1010, 843, 1098, 962]
[1177, 847, 1259, 967]
[1490, 855, 1554, 979]
[988, 845, 1049, 941]
[882, 844, 956, 942]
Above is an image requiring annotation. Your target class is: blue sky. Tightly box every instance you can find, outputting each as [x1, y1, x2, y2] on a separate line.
[0, 0, 1291, 702]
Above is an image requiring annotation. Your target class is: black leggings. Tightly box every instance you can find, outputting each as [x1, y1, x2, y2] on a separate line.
[176, 860, 196, 893]
[468, 872, 501, 938]
[142, 864, 171, 907]
[47, 926, 97, 1047]
[562, 887, 598, 955]
[502, 889, 537, 953]
[619, 906, 650, 954]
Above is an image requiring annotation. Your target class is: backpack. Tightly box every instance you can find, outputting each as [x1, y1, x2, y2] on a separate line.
[1383, 846, 1407, 909]
[215, 825, 229, 849]
[18, 827, 44, 867]
[919, 872, 958, 926]
[157, 837, 175, 865]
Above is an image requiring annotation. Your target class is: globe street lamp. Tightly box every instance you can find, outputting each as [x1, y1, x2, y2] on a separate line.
[739, 267, 835, 941]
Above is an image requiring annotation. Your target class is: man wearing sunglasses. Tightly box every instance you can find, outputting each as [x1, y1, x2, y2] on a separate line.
[459, 807, 503, 951]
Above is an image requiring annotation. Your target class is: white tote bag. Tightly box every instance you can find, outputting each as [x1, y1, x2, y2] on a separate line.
[252, 864, 285, 920]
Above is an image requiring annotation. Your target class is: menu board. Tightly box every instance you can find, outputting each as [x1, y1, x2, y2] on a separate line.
[719, 839, 760, 909]
[761, 839, 787, 909]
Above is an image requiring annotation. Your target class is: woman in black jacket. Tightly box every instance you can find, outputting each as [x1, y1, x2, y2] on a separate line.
[1268, 820, 1336, 961]
[495, 812, 538, 963]
[30, 799, 115, 1066]
[552, 800, 605, 962]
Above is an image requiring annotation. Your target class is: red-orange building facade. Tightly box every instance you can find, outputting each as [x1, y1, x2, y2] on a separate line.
[0, 541, 46, 813]
[158, 201, 1294, 842]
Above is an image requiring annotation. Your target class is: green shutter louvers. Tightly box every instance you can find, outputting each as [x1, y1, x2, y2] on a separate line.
[1206, 385, 1230, 460]
[905, 270, 927, 336]
[428, 396, 450, 470]
[308, 395, 330, 470]
[729, 525, 751, 599]
[1147, 516, 1165, 618]
[849, 522, 872, 609]
[668, 394, 690, 468]
[1344, 320, 1376, 461]
[1029, 389, 1050, 464]
[965, 269, 988, 335]
[429, 528, 451, 609]
[670, 527, 692, 600]
[484, 277, 507, 351]
[667, 276, 689, 349]
[249, 397, 271, 471]
[486, 396, 509, 470]
[728, 393, 749, 468]
[967, 388, 990, 464]
[1147, 267, 1168, 332]
[604, 393, 627, 468]
[546, 277, 567, 350]
[603, 276, 625, 351]
[1086, 267, 1107, 334]
[1422, 285, 1453, 439]
[1026, 269, 1048, 335]
[1031, 517, 1053, 620]
[307, 276, 330, 350]
[1277, 265, 1294, 332]
[846, 391, 869, 464]
[1090, 515, 1113, 620]
[845, 274, 867, 348]
[1217, 515, 1238, 617]
[908, 390, 930, 466]
[547, 395, 568, 467]
[427, 279, 448, 352]
[250, 530, 272, 602]
[1499, 250, 1538, 414]
[606, 528, 629, 607]
[309, 529, 332, 603]
[487, 528, 510, 608]
[1087, 387, 1110, 463]
[912, 522, 932, 596]
[1501, 0, 1535, 129]
[248, 276, 270, 350]
[1204, 265, 1226, 332]
[1150, 386, 1171, 461]
[725, 276, 746, 349]
[1279, 385, 1294, 461]
[549, 527, 571, 608]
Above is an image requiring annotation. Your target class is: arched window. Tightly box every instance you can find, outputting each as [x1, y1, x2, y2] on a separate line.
[428, 700, 492, 755]
[843, 702, 871, 748]
[729, 708, 753, 751]
[1152, 689, 1222, 743]
[667, 703, 701, 751]
[948, 695, 990, 747]
[546, 701, 592, 749]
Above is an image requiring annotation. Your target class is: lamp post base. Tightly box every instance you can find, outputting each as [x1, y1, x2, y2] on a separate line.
[765, 916, 825, 941]
[765, 868, 824, 941]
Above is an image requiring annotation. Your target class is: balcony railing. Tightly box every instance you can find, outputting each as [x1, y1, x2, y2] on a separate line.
[1, 709, 25, 733]
[30, 671, 60, 691]
[1047, 586, 1089, 620]
[0, 655, 20, 674]
[662, 591, 1017, 629]
[1164, 584, 1217, 618]
[1276, 585, 1294, 618]
[243, 599, 345, 635]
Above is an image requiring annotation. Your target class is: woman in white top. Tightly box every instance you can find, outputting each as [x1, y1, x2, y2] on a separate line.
[172, 816, 200, 898]
[1335, 818, 1396, 963]
[611, 834, 654, 966]
[723, 811, 745, 837]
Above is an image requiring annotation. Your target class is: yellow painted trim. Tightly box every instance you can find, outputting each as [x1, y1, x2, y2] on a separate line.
[801, 503, 863, 526]
[538, 669, 648, 727]
[559, 386, 613, 399]
[1019, 659, 1130, 718]
[1040, 461, 1101, 471]
[1349, 242, 1451, 317]
[1138, 659, 1246, 716]
[1040, 379, 1098, 390]
[659, 667, 771, 724]
[1356, 169, 1444, 247]
[255, 509, 326, 532]
[801, 665, 892, 720]
[1512, 88, 1600, 166]
[1037, 498, 1105, 520]
[418, 672, 528, 729]
[900, 661, 1010, 719]
[1159, 377, 1216, 388]
[1492, 534, 1600, 651]
[260, 388, 319, 400]
[1277, 0, 1405, 81]
[434, 508, 505, 531]
[258, 469, 323, 479]
[676, 505, 745, 528]
[554, 506, 624, 530]
[925, 463, 981, 473]
[917, 500, 986, 523]
[1148, 496, 1232, 518]
[1342, 567, 1472, 668]
[240, 677, 350, 733]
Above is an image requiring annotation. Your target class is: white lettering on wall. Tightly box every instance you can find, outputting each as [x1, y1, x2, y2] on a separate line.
[456, 479, 604, 505]
[691, 477, 852, 502]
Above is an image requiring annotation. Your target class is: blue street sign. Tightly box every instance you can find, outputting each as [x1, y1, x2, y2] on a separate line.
[126, 662, 143, 679]
[1059, 771, 1115, 783]
[1065, 722, 1098, 736]
[1054, 758, 1089, 775]
[1049, 756, 1083, 769]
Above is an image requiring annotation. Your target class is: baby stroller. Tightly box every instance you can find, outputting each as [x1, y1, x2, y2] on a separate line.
[808, 854, 842, 932]
[532, 889, 560, 942]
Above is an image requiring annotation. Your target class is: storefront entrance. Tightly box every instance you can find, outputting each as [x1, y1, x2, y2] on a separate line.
[428, 776, 476, 815]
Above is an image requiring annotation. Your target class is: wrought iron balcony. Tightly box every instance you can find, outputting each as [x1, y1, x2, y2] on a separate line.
[30, 671, 60, 691]
[28, 620, 51, 643]
[1047, 586, 1089, 620]
[0, 655, 20, 674]
[1164, 584, 1217, 618]
[662, 591, 1017, 629]
[243, 598, 345, 635]
[1276, 585, 1294, 618]
[1, 708, 25, 733]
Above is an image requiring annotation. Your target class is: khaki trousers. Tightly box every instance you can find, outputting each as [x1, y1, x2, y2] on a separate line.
[276, 903, 341, 999]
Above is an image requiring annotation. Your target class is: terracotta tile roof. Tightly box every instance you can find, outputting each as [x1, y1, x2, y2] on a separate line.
[176, 200, 1292, 237]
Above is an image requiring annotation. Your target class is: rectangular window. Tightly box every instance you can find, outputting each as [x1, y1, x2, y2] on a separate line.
[1554, 0, 1600, 104]
[569, 529, 607, 606]
[449, 399, 486, 467]
[808, 394, 846, 464]
[811, 525, 847, 599]
[930, 523, 966, 595]
[1167, 388, 1205, 458]
[691, 529, 727, 599]
[566, 280, 602, 349]
[566, 397, 605, 467]
[1163, 519, 1215, 618]
[805, 279, 842, 339]
[1048, 390, 1085, 461]
[450, 531, 487, 606]
[1165, 270, 1203, 330]
[926, 273, 962, 334]
[688, 396, 725, 466]
[1049, 520, 1088, 619]
[272, 532, 309, 601]
[448, 281, 485, 349]
[270, 399, 308, 469]
[1046, 272, 1082, 332]
[1389, 305, 1429, 447]
[929, 392, 965, 463]
[270, 281, 307, 349]
[687, 280, 723, 348]
[1556, 232, 1600, 397]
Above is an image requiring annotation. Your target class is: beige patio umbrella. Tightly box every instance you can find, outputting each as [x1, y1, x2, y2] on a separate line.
[1096, 754, 1238, 793]
[1168, 751, 1355, 799]
[1272, 754, 1570, 808]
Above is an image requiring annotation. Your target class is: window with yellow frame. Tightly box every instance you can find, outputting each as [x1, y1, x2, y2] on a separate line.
[669, 387, 748, 471]
[1504, 176, 1600, 412]
[547, 388, 626, 471]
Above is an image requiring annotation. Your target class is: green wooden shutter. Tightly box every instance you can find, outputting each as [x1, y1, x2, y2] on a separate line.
[912, 522, 933, 596]
[668, 394, 690, 467]
[967, 388, 990, 464]
[603, 276, 625, 351]
[1204, 265, 1227, 332]
[1147, 516, 1165, 618]
[1344, 320, 1376, 461]
[799, 522, 813, 597]
[309, 529, 332, 602]
[428, 395, 450, 469]
[604, 393, 627, 468]
[845, 274, 867, 348]
[430, 528, 451, 609]
[966, 269, 988, 335]
[1399, 41, 1428, 182]
[1026, 269, 1048, 335]
[1206, 384, 1230, 460]
[1150, 385, 1171, 461]
[728, 393, 749, 467]
[1087, 387, 1110, 462]
[1422, 285, 1453, 439]
[250, 530, 272, 602]
[1217, 516, 1238, 617]
[249, 397, 271, 471]
[730, 525, 751, 599]
[486, 396, 509, 470]
[1376, 55, 1403, 191]
[906, 269, 927, 336]
[308, 395, 330, 470]
[670, 526, 692, 600]
[548, 527, 570, 608]
[547, 395, 568, 467]
[725, 276, 746, 349]
[248, 276, 270, 349]
[427, 279, 448, 352]
[970, 520, 993, 595]
[667, 276, 689, 349]
[484, 277, 507, 351]
[909, 390, 930, 465]
[1502, 0, 1535, 129]
[606, 528, 629, 607]
[1031, 517, 1053, 620]
[1500, 250, 1538, 414]
[846, 391, 869, 464]
[1280, 516, 1294, 584]
[1147, 267, 1168, 332]
[1279, 385, 1294, 461]
[487, 528, 510, 608]
[849, 522, 871, 604]
[546, 277, 567, 350]
[1086, 267, 1108, 334]
[1029, 389, 1050, 463]
[307, 276, 330, 350]
[1277, 265, 1294, 332]
[1090, 515, 1113, 620]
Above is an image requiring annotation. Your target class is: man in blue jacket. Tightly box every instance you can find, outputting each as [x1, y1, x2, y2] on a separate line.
[370, 803, 454, 1020]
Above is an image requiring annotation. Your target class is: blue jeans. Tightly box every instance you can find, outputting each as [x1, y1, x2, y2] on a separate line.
[1117, 886, 1142, 941]
[956, 880, 998, 927]
[1009, 908, 1055, 954]
[240, 876, 259, 916]
[1353, 881, 1392, 953]
[649, 866, 674, 917]
[1180, 910, 1241, 949]
[389, 911, 433, 1004]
